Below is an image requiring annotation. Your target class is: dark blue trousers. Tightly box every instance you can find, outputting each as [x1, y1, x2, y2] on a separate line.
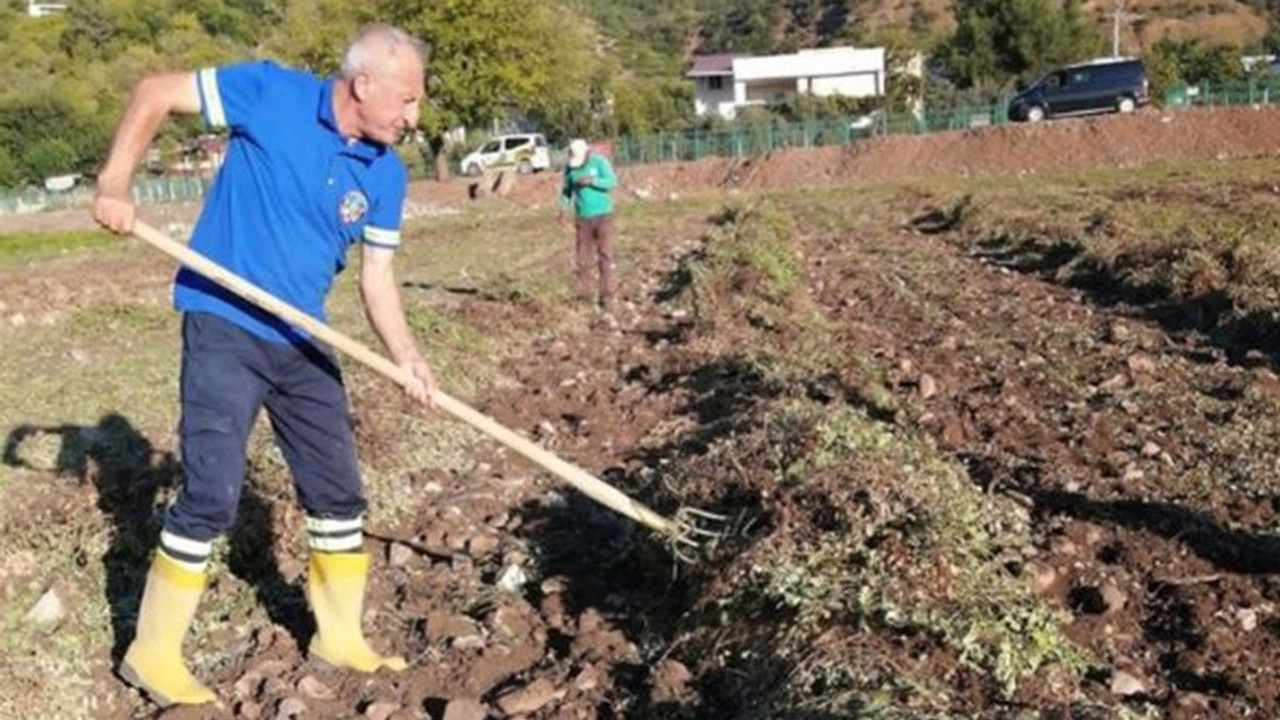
[165, 312, 366, 543]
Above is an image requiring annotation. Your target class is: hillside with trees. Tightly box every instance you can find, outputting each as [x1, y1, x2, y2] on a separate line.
[0, 0, 1275, 187]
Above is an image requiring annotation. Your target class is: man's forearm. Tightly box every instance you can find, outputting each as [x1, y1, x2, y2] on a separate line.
[361, 279, 422, 364]
[99, 74, 200, 195]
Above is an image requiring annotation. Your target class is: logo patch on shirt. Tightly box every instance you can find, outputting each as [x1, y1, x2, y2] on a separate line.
[338, 190, 368, 225]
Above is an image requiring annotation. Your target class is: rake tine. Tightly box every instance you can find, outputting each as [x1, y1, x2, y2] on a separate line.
[670, 534, 715, 564]
[671, 546, 698, 564]
[671, 531, 702, 548]
[673, 527, 710, 543]
[679, 507, 731, 522]
[658, 506, 733, 565]
[675, 507, 732, 541]
[680, 522, 726, 538]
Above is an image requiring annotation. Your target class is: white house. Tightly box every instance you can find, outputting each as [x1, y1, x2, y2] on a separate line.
[1243, 54, 1280, 74]
[27, 0, 68, 16]
[687, 47, 886, 120]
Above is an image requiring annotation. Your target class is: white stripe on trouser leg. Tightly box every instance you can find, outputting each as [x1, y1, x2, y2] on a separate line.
[159, 530, 212, 572]
[306, 516, 364, 534]
[309, 534, 364, 552]
[307, 515, 363, 552]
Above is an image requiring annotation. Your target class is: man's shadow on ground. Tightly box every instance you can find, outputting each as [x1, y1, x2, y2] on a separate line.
[3, 414, 311, 662]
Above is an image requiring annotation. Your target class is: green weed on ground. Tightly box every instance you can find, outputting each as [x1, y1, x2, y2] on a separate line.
[686, 201, 805, 324]
[670, 199, 834, 355]
[753, 401, 1086, 698]
[0, 229, 116, 264]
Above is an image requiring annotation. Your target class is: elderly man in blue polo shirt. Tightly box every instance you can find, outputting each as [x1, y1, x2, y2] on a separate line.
[92, 25, 435, 707]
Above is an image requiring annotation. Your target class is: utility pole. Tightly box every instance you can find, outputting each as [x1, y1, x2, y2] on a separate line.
[1112, 0, 1121, 57]
[1108, 0, 1143, 58]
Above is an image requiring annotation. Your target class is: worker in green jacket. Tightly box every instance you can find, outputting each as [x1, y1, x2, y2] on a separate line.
[557, 138, 618, 316]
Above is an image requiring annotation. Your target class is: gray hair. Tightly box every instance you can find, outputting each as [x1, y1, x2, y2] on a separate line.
[340, 24, 425, 79]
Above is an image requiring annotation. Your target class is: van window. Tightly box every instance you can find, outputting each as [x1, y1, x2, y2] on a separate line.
[504, 137, 531, 151]
[1067, 70, 1091, 86]
[481, 140, 500, 153]
[1105, 63, 1139, 80]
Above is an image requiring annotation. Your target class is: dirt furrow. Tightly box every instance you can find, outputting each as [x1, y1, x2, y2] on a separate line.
[807, 208, 1280, 717]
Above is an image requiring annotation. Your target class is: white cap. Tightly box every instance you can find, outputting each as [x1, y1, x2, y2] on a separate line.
[567, 138, 589, 169]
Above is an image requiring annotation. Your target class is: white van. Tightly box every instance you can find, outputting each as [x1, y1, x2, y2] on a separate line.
[460, 133, 551, 176]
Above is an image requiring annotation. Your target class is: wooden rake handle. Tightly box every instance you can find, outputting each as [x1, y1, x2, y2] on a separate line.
[130, 220, 676, 536]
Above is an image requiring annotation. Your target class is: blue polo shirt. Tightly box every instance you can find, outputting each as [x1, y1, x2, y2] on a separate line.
[175, 61, 407, 344]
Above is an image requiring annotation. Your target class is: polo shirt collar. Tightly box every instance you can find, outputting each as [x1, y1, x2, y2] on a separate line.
[317, 77, 387, 162]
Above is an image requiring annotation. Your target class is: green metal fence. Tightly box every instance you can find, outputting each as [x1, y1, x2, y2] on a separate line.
[1164, 78, 1280, 108]
[0, 175, 211, 217]
[612, 97, 1015, 166]
[10, 80, 1280, 215]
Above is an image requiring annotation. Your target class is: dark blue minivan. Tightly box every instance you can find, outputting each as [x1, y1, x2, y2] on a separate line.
[1008, 58, 1149, 122]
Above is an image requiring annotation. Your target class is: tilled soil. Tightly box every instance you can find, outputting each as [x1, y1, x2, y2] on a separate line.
[808, 201, 1280, 718]
[9, 118, 1280, 719]
[176, 189, 1280, 720]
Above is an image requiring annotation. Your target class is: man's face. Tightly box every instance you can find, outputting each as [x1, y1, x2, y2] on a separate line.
[355, 55, 424, 145]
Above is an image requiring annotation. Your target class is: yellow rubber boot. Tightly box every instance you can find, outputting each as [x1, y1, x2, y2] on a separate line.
[307, 552, 407, 672]
[119, 553, 216, 707]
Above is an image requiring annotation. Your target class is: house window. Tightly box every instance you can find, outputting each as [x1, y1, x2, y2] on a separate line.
[707, 76, 724, 91]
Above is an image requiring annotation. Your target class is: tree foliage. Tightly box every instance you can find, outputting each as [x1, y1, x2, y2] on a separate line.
[1, 0, 613, 184]
[0, 146, 20, 188]
[0, 95, 113, 183]
[23, 138, 79, 178]
[381, 0, 595, 138]
[1143, 37, 1245, 102]
[15, 0, 1262, 188]
[939, 0, 1102, 89]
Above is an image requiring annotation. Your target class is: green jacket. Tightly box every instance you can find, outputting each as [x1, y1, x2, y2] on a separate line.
[560, 152, 616, 219]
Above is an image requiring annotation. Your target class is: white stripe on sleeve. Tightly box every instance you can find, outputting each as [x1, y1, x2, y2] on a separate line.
[198, 68, 227, 128]
[363, 226, 401, 249]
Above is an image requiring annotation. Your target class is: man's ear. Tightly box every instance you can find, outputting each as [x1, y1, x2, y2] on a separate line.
[352, 74, 370, 102]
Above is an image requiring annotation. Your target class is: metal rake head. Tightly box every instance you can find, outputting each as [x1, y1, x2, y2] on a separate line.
[667, 505, 731, 563]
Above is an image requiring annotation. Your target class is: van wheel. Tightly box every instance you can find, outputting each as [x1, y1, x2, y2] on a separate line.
[1117, 96, 1136, 114]
[465, 163, 482, 177]
[517, 160, 533, 175]
[1026, 105, 1046, 122]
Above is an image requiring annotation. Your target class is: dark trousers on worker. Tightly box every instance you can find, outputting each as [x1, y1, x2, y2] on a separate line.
[574, 214, 615, 309]
[164, 312, 366, 544]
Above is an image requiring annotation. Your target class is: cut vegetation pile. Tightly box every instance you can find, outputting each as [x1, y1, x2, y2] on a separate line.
[604, 200, 1087, 718]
